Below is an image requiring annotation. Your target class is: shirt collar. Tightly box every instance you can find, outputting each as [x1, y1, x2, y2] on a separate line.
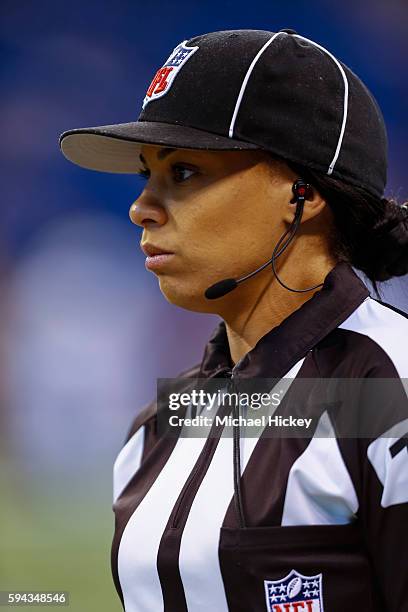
[198, 262, 370, 380]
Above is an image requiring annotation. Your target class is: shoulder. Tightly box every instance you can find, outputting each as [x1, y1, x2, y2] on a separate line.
[336, 296, 408, 377]
[124, 362, 202, 443]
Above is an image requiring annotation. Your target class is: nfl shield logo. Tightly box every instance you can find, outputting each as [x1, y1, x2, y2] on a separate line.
[264, 569, 324, 611]
[142, 40, 199, 109]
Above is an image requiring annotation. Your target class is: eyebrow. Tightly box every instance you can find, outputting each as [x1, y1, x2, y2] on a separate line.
[139, 147, 178, 167]
[157, 147, 178, 160]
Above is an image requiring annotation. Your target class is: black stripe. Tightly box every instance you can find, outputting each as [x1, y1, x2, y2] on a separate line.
[157, 400, 232, 612]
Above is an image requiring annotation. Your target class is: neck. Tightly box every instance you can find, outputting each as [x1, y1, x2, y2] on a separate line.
[219, 252, 337, 366]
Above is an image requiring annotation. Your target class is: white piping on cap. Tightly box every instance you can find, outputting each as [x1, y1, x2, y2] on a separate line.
[228, 31, 283, 139]
[293, 34, 349, 175]
[228, 31, 349, 177]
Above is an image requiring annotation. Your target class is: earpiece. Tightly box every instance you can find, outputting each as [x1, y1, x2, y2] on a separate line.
[290, 178, 314, 205]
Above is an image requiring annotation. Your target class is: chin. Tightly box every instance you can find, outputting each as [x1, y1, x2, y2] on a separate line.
[158, 277, 218, 314]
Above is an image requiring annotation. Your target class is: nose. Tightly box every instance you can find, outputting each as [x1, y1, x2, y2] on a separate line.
[129, 191, 168, 228]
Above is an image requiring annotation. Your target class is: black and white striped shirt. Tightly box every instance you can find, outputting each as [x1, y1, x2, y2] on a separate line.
[111, 262, 408, 612]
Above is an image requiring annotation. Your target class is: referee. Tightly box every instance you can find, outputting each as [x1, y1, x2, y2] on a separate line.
[60, 29, 408, 612]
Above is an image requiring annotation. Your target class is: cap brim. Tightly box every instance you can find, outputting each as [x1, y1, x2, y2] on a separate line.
[59, 120, 259, 174]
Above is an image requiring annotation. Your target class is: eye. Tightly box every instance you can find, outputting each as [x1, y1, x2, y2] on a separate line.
[172, 163, 198, 183]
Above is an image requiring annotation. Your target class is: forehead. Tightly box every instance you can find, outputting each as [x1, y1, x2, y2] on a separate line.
[139, 145, 270, 166]
[139, 145, 182, 164]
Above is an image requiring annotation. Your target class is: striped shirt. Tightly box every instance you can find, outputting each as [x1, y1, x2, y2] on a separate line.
[111, 262, 408, 612]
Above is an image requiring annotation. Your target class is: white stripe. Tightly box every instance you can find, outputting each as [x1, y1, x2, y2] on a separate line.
[118, 434, 209, 612]
[113, 425, 145, 503]
[179, 359, 305, 611]
[293, 34, 349, 175]
[339, 296, 408, 377]
[367, 418, 408, 507]
[228, 32, 283, 138]
[281, 411, 359, 526]
[180, 435, 246, 611]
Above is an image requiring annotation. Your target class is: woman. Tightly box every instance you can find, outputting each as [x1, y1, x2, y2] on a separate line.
[59, 29, 408, 612]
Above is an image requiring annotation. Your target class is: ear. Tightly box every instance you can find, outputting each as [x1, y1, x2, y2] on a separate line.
[283, 185, 328, 225]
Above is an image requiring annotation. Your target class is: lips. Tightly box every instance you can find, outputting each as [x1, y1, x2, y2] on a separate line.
[140, 243, 174, 257]
[140, 242, 175, 272]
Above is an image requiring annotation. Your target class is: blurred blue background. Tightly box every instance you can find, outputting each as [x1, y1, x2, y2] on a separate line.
[1, 1, 407, 610]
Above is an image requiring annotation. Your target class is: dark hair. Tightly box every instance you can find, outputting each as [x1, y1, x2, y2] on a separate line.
[277, 157, 408, 298]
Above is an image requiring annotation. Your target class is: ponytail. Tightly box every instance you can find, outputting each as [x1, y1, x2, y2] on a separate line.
[280, 157, 408, 297]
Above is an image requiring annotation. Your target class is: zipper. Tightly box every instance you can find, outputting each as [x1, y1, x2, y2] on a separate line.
[229, 372, 247, 528]
[170, 368, 233, 529]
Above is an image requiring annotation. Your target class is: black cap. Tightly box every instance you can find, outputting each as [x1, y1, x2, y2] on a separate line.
[59, 29, 388, 198]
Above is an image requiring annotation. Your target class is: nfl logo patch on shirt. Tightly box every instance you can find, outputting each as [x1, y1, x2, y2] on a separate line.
[142, 40, 199, 109]
[264, 569, 324, 611]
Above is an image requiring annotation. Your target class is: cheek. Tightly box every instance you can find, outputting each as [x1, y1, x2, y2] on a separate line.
[155, 178, 281, 311]
[178, 181, 276, 273]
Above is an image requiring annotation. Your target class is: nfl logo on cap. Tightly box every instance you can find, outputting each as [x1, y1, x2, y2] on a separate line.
[143, 40, 199, 109]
